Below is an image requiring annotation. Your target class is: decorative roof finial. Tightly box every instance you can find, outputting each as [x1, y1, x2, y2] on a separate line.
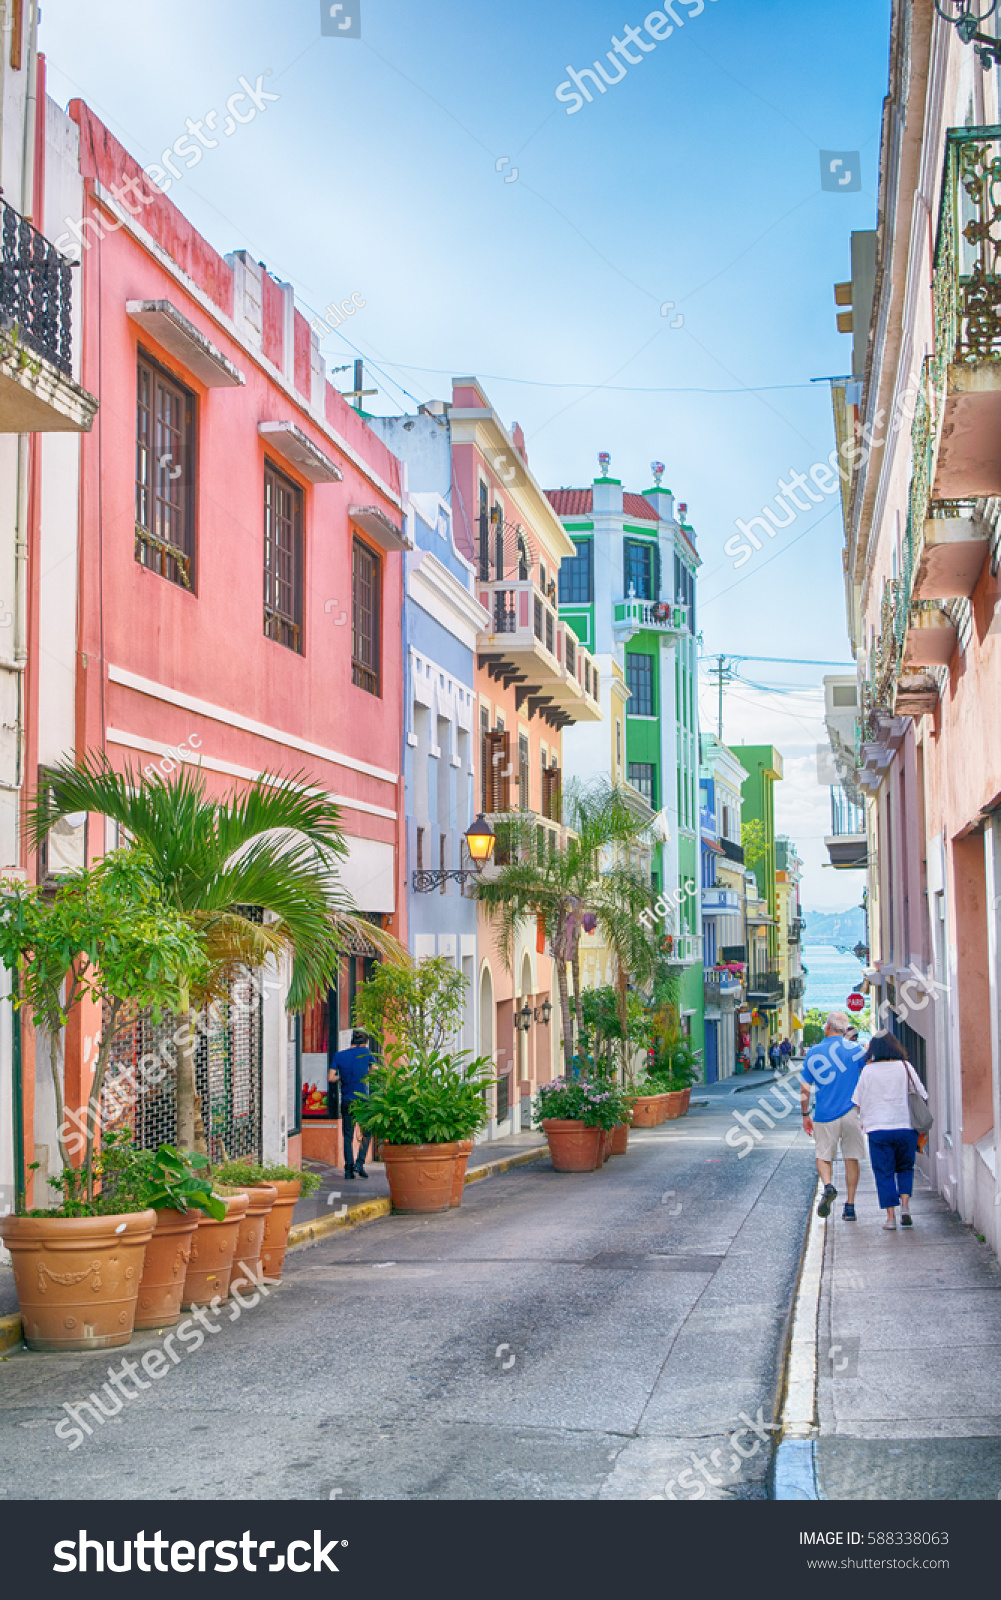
[598, 451, 611, 477]
[651, 461, 665, 487]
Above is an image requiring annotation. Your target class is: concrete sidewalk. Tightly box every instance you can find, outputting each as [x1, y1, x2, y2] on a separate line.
[814, 1146, 1001, 1499]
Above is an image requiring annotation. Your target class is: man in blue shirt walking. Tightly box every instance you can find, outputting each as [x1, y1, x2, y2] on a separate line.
[799, 1010, 866, 1221]
[329, 1030, 374, 1180]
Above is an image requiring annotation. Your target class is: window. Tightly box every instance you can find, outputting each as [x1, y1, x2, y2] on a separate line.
[492, 500, 504, 580]
[478, 482, 490, 581]
[519, 733, 530, 811]
[624, 538, 657, 600]
[584, 659, 591, 695]
[629, 763, 656, 807]
[440, 834, 447, 896]
[483, 728, 511, 812]
[626, 652, 654, 717]
[542, 764, 561, 823]
[616, 721, 622, 768]
[136, 352, 195, 590]
[264, 462, 304, 653]
[558, 538, 593, 604]
[416, 827, 424, 871]
[351, 537, 380, 694]
[480, 706, 490, 812]
[833, 685, 857, 707]
[565, 633, 576, 676]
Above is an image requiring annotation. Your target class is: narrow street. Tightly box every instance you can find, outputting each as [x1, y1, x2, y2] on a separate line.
[0, 1087, 815, 1501]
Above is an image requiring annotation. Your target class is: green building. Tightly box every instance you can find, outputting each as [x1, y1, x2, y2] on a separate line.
[546, 459, 704, 1057]
[729, 744, 784, 1052]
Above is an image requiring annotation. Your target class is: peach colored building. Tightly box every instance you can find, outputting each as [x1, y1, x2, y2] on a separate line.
[449, 379, 602, 1133]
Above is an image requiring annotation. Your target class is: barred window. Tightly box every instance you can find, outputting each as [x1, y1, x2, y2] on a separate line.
[136, 352, 195, 590]
[351, 538, 380, 695]
[624, 538, 655, 600]
[626, 652, 654, 717]
[263, 462, 303, 653]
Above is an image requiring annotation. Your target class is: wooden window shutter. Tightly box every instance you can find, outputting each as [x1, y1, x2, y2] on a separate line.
[484, 730, 511, 813]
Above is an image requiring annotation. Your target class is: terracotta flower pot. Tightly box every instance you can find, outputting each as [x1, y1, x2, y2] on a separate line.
[600, 1128, 613, 1164]
[610, 1122, 630, 1156]
[0, 1209, 156, 1352]
[664, 1090, 689, 1120]
[681, 1087, 692, 1113]
[542, 1119, 603, 1172]
[230, 1183, 278, 1294]
[181, 1190, 248, 1308]
[630, 1093, 670, 1128]
[450, 1140, 474, 1208]
[382, 1143, 460, 1213]
[259, 1177, 303, 1284]
[134, 1207, 201, 1330]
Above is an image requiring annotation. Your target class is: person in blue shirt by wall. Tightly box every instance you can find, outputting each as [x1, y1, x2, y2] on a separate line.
[329, 1029, 374, 1180]
[799, 1010, 866, 1221]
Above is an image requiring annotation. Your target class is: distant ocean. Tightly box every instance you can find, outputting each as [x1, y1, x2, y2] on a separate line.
[802, 942, 867, 1015]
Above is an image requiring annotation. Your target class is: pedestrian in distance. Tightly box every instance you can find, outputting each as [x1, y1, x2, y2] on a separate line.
[755, 1042, 767, 1071]
[779, 1036, 792, 1070]
[768, 1038, 781, 1072]
[329, 1028, 374, 1180]
[852, 1032, 929, 1230]
[800, 1010, 866, 1221]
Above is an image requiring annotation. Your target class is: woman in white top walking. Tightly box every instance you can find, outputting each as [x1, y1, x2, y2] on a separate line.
[852, 1033, 929, 1230]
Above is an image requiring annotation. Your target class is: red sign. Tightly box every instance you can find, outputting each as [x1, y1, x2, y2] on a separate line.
[847, 993, 865, 1013]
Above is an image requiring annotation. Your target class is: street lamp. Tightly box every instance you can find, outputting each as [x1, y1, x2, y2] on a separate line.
[534, 998, 553, 1026]
[412, 815, 497, 893]
[934, 0, 1001, 64]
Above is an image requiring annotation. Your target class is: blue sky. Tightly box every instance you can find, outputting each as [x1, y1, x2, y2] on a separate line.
[40, 0, 891, 907]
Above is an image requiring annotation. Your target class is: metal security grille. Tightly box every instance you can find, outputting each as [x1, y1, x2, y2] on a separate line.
[99, 972, 263, 1162]
[136, 352, 194, 590]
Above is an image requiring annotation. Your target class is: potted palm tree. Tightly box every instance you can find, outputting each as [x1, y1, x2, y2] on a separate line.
[0, 853, 208, 1350]
[29, 756, 405, 1156]
[477, 782, 657, 1075]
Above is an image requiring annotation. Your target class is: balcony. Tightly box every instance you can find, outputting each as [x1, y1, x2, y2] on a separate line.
[788, 975, 806, 1000]
[613, 597, 688, 645]
[720, 944, 747, 965]
[478, 579, 601, 728]
[901, 601, 959, 668]
[0, 198, 97, 434]
[745, 898, 774, 925]
[699, 803, 717, 838]
[912, 507, 991, 601]
[719, 836, 745, 866]
[701, 886, 742, 917]
[747, 967, 784, 1006]
[663, 932, 703, 966]
[788, 916, 805, 943]
[825, 784, 868, 870]
[704, 969, 743, 1009]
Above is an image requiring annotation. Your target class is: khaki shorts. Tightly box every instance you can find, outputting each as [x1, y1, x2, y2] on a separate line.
[814, 1108, 865, 1162]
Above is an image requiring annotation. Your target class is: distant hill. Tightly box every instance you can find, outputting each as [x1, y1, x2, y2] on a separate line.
[804, 907, 866, 946]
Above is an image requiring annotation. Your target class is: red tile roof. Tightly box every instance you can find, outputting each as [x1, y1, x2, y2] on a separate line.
[545, 488, 662, 522]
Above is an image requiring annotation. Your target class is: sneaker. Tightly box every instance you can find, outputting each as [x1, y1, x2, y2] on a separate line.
[817, 1184, 838, 1218]
[842, 1203, 856, 1221]
[882, 1218, 897, 1230]
[354, 1165, 368, 1179]
[900, 1212, 913, 1228]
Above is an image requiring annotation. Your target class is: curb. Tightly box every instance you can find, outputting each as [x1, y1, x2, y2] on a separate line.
[287, 1142, 549, 1253]
[0, 1311, 23, 1352]
[771, 1179, 824, 1500]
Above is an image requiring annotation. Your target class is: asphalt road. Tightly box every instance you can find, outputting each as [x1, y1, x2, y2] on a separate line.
[0, 1086, 816, 1500]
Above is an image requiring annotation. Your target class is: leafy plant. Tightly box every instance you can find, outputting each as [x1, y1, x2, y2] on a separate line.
[532, 1075, 628, 1131]
[352, 955, 467, 1057]
[741, 818, 768, 873]
[214, 1159, 322, 1197]
[132, 1142, 226, 1218]
[32, 1132, 224, 1219]
[348, 1047, 494, 1146]
[0, 851, 209, 1202]
[29, 756, 406, 1153]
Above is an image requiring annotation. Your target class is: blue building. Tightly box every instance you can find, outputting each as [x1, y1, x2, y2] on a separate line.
[368, 408, 490, 1051]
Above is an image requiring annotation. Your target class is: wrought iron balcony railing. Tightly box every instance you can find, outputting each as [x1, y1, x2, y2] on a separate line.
[0, 197, 73, 375]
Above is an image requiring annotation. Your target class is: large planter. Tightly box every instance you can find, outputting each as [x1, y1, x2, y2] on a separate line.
[542, 1119, 603, 1172]
[600, 1128, 613, 1164]
[0, 1209, 156, 1352]
[630, 1093, 670, 1128]
[382, 1143, 460, 1213]
[230, 1183, 278, 1295]
[664, 1090, 690, 1121]
[450, 1139, 474, 1208]
[681, 1087, 692, 1113]
[135, 1207, 200, 1330]
[610, 1122, 630, 1156]
[260, 1178, 303, 1284]
[181, 1191, 248, 1309]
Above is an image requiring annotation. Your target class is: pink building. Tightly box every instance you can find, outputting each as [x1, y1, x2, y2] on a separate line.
[26, 100, 409, 1184]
